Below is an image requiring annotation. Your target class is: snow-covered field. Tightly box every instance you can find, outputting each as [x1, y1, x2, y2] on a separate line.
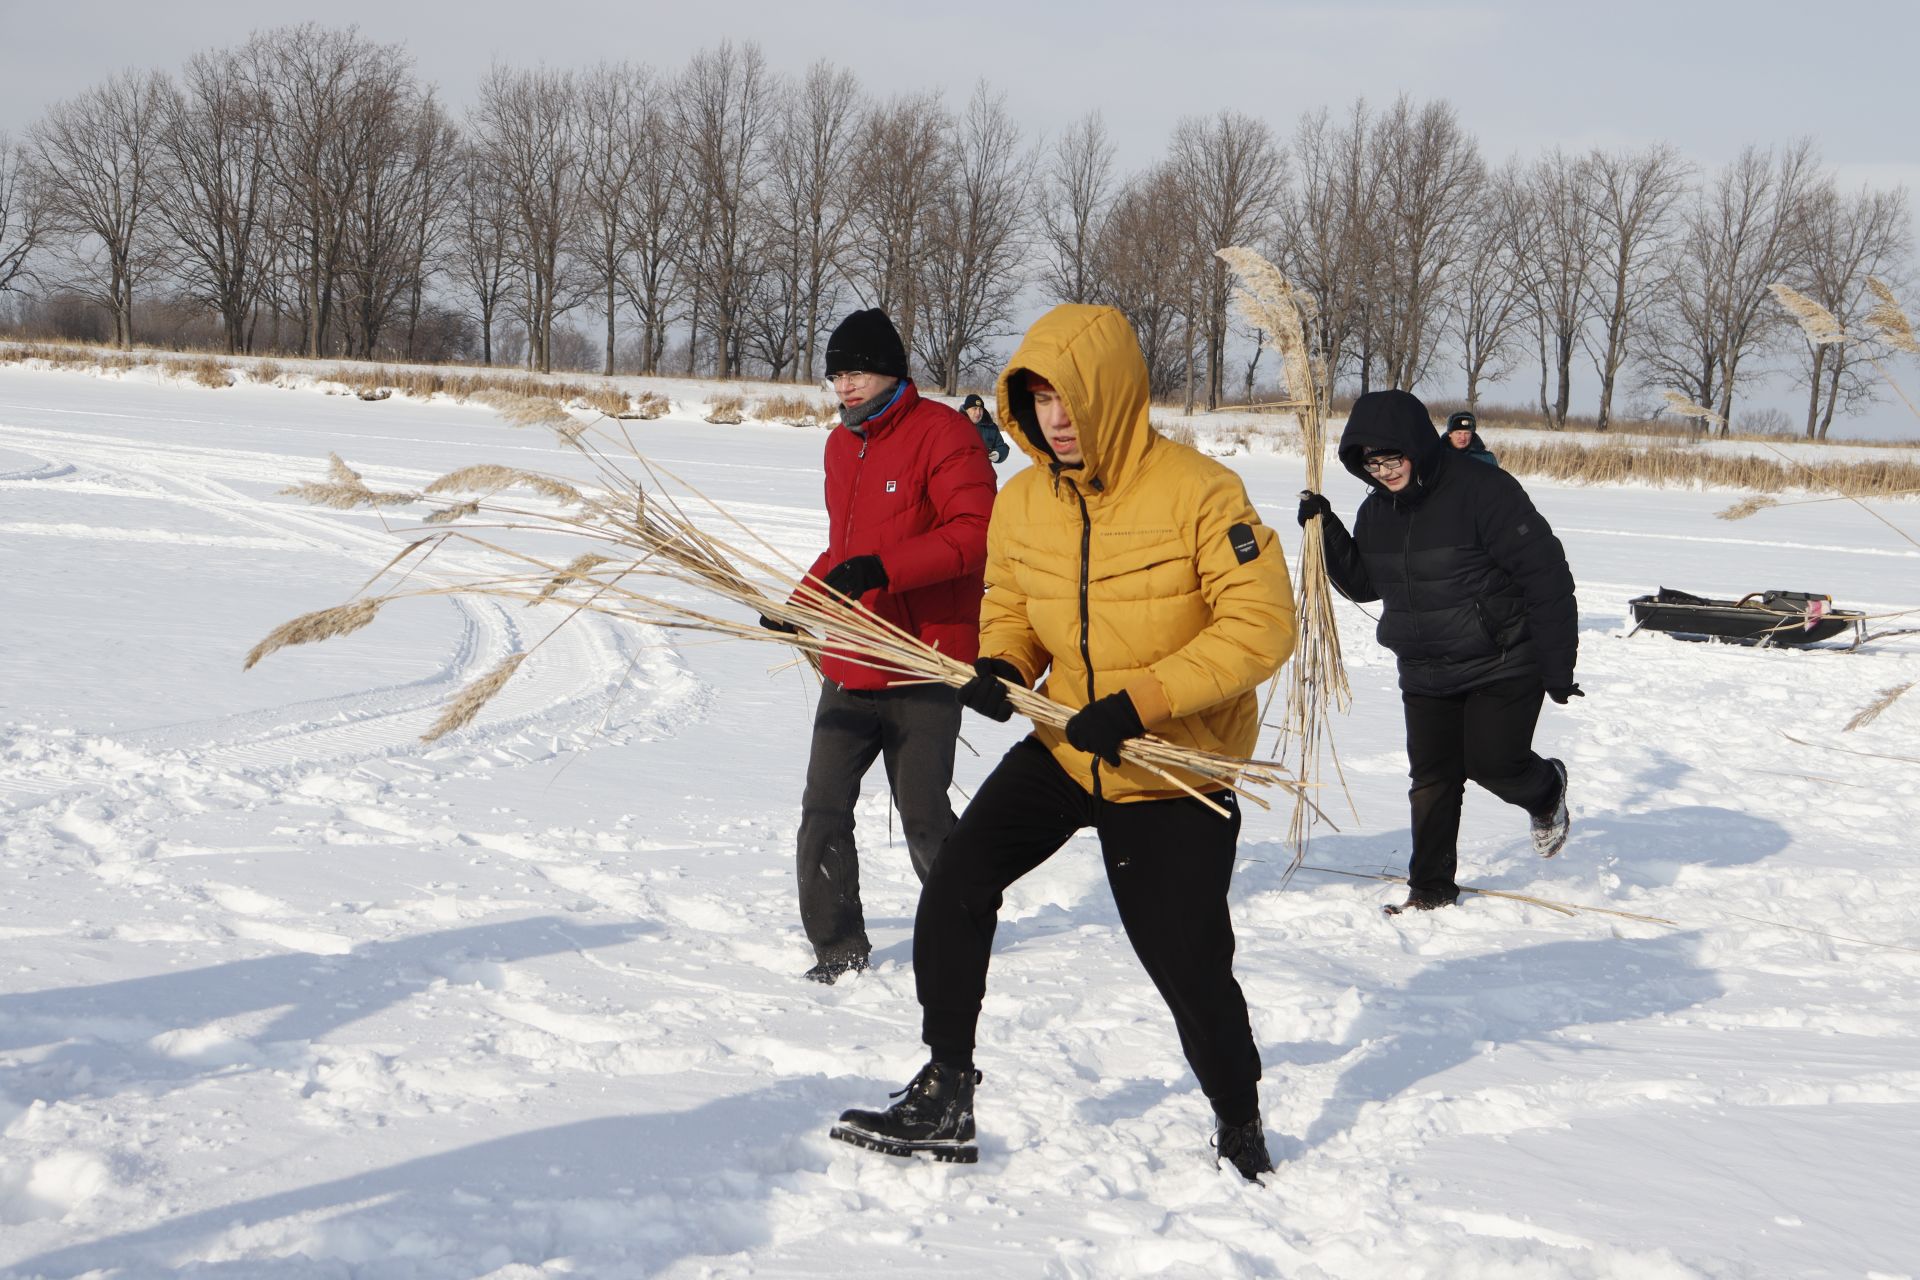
[2, 362, 1918, 1279]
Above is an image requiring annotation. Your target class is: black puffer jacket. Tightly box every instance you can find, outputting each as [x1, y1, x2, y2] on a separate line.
[1319, 390, 1576, 696]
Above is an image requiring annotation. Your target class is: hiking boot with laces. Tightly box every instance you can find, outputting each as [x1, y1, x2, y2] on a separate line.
[1383, 892, 1457, 916]
[1530, 758, 1570, 858]
[1214, 1114, 1275, 1184]
[802, 952, 870, 985]
[831, 1061, 981, 1163]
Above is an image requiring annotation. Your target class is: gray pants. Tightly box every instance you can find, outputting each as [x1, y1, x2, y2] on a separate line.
[796, 681, 961, 963]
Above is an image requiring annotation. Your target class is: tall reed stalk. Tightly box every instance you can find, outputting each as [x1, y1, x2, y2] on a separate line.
[249, 405, 1315, 818]
[1218, 247, 1352, 872]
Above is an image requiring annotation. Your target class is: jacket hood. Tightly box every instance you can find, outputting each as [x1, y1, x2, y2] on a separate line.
[1338, 389, 1445, 494]
[997, 304, 1154, 494]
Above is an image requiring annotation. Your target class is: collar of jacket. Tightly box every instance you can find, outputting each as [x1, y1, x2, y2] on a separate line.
[841, 379, 914, 439]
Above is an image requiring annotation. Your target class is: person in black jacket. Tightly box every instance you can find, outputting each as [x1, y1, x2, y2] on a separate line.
[959, 393, 1010, 463]
[1445, 410, 1499, 468]
[1298, 390, 1578, 914]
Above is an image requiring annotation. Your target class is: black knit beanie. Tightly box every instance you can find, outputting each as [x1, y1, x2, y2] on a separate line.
[825, 309, 909, 380]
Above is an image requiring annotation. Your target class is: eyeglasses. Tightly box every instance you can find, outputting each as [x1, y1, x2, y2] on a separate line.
[825, 371, 874, 388]
[1362, 453, 1408, 474]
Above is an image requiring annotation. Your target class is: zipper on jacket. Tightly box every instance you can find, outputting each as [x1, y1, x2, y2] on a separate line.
[1073, 484, 1100, 801]
[1403, 508, 1422, 649]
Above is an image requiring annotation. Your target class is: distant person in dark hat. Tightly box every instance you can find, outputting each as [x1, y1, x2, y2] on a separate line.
[1445, 410, 1499, 467]
[959, 393, 1010, 463]
[765, 308, 998, 983]
[1297, 390, 1577, 915]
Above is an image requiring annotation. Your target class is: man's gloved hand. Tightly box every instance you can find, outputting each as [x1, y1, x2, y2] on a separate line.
[821, 554, 888, 600]
[758, 614, 799, 635]
[958, 657, 1024, 722]
[1297, 491, 1333, 528]
[1065, 690, 1146, 766]
[1547, 683, 1584, 705]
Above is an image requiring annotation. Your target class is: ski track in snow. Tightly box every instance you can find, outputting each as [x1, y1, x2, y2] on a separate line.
[2, 362, 1920, 1279]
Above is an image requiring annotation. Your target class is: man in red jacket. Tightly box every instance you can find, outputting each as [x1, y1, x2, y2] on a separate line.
[767, 308, 997, 984]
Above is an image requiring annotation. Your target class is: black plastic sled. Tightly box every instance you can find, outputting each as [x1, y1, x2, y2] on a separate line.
[1627, 587, 1866, 649]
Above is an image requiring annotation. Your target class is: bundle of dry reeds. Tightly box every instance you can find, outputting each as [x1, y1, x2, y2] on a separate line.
[1217, 246, 1351, 869]
[247, 407, 1312, 817]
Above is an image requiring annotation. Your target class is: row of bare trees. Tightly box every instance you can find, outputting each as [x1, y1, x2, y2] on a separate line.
[3, 29, 1913, 432]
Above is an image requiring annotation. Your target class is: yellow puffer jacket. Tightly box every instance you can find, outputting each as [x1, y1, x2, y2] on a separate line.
[985, 304, 1297, 801]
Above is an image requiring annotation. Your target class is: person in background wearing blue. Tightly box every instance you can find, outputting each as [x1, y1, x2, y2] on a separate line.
[1446, 410, 1499, 467]
[960, 393, 1010, 463]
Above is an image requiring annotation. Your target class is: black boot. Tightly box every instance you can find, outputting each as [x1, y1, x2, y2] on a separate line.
[1383, 891, 1457, 916]
[831, 1061, 981, 1163]
[1214, 1114, 1274, 1184]
[802, 952, 869, 985]
[1529, 758, 1570, 858]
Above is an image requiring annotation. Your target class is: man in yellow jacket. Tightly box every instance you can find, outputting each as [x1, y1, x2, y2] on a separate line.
[830, 304, 1297, 1182]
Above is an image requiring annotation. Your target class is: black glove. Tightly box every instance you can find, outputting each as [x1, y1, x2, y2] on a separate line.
[822, 555, 888, 600]
[1297, 491, 1333, 528]
[758, 614, 799, 635]
[993, 444, 1010, 463]
[1064, 691, 1145, 766]
[1547, 683, 1584, 705]
[958, 657, 1023, 722]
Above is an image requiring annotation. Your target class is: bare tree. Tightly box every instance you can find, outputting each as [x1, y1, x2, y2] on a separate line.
[1444, 162, 1530, 406]
[672, 41, 775, 377]
[1516, 149, 1598, 426]
[0, 131, 50, 297]
[337, 81, 441, 358]
[1788, 180, 1912, 438]
[1169, 110, 1286, 408]
[1581, 144, 1689, 429]
[914, 84, 1031, 393]
[153, 49, 275, 353]
[1277, 102, 1378, 398]
[30, 70, 170, 348]
[576, 62, 649, 375]
[249, 25, 415, 357]
[471, 62, 585, 374]
[398, 95, 461, 360]
[1638, 142, 1820, 435]
[616, 83, 684, 375]
[1093, 164, 1199, 399]
[764, 61, 862, 379]
[849, 90, 949, 363]
[1037, 111, 1115, 306]
[1367, 96, 1484, 390]
[446, 144, 513, 364]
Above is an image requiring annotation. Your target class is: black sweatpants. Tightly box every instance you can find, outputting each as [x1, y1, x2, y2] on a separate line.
[914, 738, 1262, 1124]
[796, 681, 960, 964]
[1402, 674, 1561, 902]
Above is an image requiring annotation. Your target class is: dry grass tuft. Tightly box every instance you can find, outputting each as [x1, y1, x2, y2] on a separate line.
[184, 357, 233, 388]
[533, 553, 616, 603]
[280, 453, 420, 509]
[252, 360, 284, 386]
[705, 395, 746, 425]
[244, 599, 382, 670]
[752, 393, 832, 427]
[1769, 284, 1849, 346]
[1864, 278, 1920, 356]
[423, 500, 481, 525]
[1156, 418, 1196, 447]
[422, 653, 526, 742]
[1717, 495, 1777, 521]
[1497, 438, 1920, 499]
[573, 385, 631, 417]
[1662, 390, 1725, 428]
[473, 389, 578, 430]
[423, 464, 585, 507]
[1844, 681, 1913, 732]
[627, 391, 671, 419]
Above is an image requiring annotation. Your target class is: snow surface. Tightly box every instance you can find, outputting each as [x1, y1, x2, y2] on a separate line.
[2, 361, 1918, 1279]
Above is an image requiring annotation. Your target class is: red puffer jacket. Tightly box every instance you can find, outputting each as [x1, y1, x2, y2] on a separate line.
[799, 381, 997, 689]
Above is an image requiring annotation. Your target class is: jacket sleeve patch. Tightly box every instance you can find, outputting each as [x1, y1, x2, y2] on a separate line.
[1228, 522, 1260, 564]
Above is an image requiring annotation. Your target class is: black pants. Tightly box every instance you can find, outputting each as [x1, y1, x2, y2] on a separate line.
[1402, 675, 1560, 901]
[915, 738, 1261, 1124]
[796, 681, 960, 963]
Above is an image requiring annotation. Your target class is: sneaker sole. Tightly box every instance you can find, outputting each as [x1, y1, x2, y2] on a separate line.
[829, 1125, 978, 1164]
